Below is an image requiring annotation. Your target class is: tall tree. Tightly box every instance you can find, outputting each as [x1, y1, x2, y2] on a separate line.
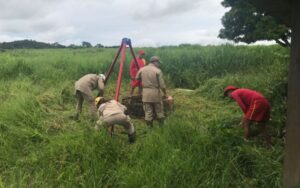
[219, 0, 291, 47]
[224, 0, 299, 187]
[82, 41, 92, 48]
[281, 1, 300, 187]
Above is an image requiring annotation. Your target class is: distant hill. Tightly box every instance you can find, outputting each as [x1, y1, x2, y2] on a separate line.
[0, 40, 66, 49]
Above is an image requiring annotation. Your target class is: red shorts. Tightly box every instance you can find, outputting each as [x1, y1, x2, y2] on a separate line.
[131, 79, 141, 87]
[245, 99, 270, 122]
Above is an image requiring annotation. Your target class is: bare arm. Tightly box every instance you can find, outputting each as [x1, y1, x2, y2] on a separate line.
[231, 92, 247, 113]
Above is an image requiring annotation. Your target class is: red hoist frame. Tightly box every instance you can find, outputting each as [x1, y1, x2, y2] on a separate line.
[103, 38, 140, 135]
[104, 38, 140, 101]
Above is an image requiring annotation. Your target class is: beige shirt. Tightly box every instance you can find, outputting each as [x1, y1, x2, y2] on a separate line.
[75, 74, 104, 96]
[136, 63, 166, 103]
[98, 100, 127, 119]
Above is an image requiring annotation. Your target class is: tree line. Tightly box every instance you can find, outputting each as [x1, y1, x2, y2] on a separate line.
[0, 39, 110, 49]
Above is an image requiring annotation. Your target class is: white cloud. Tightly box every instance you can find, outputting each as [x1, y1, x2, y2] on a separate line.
[133, 0, 204, 20]
[0, 34, 23, 42]
[0, 0, 228, 46]
[135, 38, 161, 47]
[34, 26, 76, 43]
[0, 0, 59, 19]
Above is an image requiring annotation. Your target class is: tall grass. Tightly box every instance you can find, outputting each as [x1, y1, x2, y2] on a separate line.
[0, 45, 288, 187]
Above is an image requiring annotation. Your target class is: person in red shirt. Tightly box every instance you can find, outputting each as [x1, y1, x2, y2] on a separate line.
[130, 50, 146, 96]
[224, 86, 272, 146]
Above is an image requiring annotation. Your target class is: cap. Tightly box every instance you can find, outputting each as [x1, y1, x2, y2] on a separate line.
[150, 56, 160, 63]
[224, 85, 238, 96]
[138, 50, 145, 55]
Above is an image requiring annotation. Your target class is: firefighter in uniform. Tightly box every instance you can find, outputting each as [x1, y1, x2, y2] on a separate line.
[136, 56, 167, 128]
[73, 73, 105, 121]
[129, 49, 146, 96]
[95, 97, 136, 143]
[224, 86, 272, 146]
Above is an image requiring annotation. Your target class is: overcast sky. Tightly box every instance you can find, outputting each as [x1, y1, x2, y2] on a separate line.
[0, 0, 229, 47]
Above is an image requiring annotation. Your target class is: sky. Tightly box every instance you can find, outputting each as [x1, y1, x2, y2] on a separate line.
[0, 0, 230, 47]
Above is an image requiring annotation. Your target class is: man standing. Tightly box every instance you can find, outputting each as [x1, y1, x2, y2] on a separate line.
[130, 49, 146, 96]
[73, 73, 105, 121]
[95, 97, 136, 143]
[136, 56, 167, 128]
[224, 86, 272, 146]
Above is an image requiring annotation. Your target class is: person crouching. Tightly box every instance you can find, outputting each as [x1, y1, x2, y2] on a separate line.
[224, 86, 272, 147]
[94, 97, 136, 143]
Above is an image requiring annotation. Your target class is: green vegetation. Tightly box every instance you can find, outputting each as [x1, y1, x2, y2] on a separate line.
[0, 40, 66, 50]
[0, 45, 288, 187]
[0, 40, 107, 50]
[219, 0, 291, 47]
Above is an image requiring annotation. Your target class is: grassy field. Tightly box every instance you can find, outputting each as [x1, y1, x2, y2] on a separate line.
[0, 45, 289, 187]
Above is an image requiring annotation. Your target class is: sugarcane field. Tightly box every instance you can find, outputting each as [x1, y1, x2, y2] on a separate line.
[1, 0, 299, 188]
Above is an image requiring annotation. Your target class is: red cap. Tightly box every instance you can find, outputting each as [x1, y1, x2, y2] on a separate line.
[224, 85, 238, 96]
[138, 50, 145, 55]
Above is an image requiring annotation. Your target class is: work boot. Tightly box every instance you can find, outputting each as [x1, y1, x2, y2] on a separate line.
[146, 121, 153, 128]
[128, 132, 136, 143]
[158, 118, 165, 127]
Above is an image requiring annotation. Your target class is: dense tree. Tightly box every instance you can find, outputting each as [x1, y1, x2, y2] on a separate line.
[82, 41, 92, 48]
[94, 43, 104, 48]
[51, 42, 65, 48]
[68, 44, 81, 48]
[229, 0, 299, 187]
[219, 0, 291, 47]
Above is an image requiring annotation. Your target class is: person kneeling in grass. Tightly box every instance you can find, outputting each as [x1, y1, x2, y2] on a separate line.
[224, 86, 272, 147]
[94, 97, 136, 143]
